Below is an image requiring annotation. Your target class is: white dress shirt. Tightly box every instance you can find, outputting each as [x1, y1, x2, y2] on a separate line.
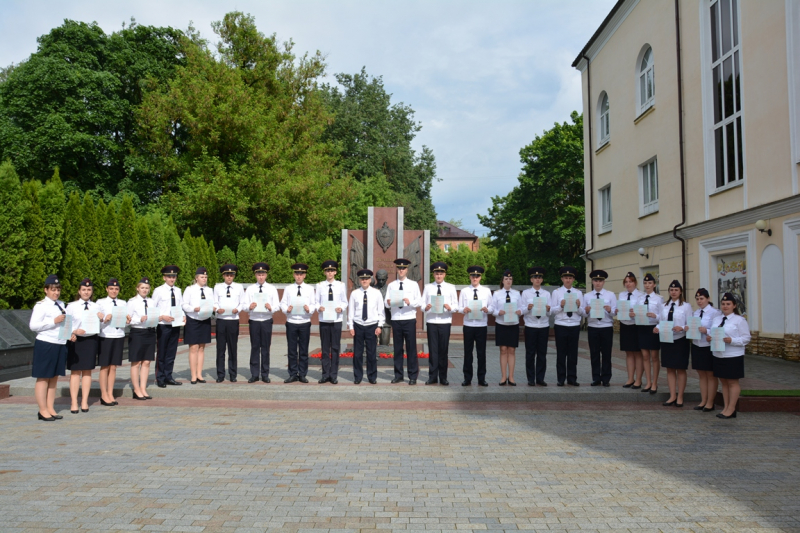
[279, 282, 317, 324]
[213, 281, 246, 320]
[617, 289, 642, 326]
[97, 296, 127, 338]
[635, 291, 664, 326]
[585, 288, 617, 328]
[128, 294, 156, 330]
[246, 282, 281, 322]
[421, 281, 459, 324]
[182, 284, 213, 321]
[519, 287, 551, 329]
[348, 286, 386, 328]
[30, 296, 68, 344]
[659, 300, 694, 340]
[459, 284, 494, 328]
[152, 283, 183, 326]
[550, 286, 585, 327]
[710, 313, 751, 358]
[491, 288, 522, 326]
[66, 299, 102, 337]
[316, 280, 348, 323]
[691, 304, 721, 348]
[384, 278, 422, 321]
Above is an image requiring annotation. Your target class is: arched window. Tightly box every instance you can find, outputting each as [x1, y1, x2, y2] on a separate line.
[598, 92, 610, 145]
[638, 46, 655, 112]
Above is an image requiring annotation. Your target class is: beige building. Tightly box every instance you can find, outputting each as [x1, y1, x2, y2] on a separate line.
[573, 0, 800, 360]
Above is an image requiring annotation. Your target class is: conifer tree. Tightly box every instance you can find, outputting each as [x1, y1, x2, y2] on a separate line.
[117, 196, 140, 299]
[217, 246, 236, 272]
[135, 218, 158, 289]
[236, 236, 262, 284]
[263, 241, 278, 273]
[60, 191, 90, 300]
[147, 213, 167, 273]
[81, 193, 104, 285]
[163, 217, 185, 287]
[295, 248, 320, 283]
[39, 168, 65, 275]
[178, 230, 195, 288]
[99, 201, 122, 297]
[19, 180, 47, 308]
[0, 161, 28, 308]
[207, 240, 219, 284]
[272, 248, 294, 283]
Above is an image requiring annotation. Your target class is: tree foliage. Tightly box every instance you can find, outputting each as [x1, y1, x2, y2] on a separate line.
[0, 161, 28, 308]
[19, 180, 47, 308]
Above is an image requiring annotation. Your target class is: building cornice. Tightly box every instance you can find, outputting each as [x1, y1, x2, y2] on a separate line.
[572, 0, 638, 71]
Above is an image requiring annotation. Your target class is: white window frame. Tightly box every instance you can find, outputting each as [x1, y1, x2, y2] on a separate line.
[443, 243, 451, 253]
[598, 185, 612, 234]
[639, 158, 659, 217]
[598, 92, 610, 147]
[636, 45, 655, 115]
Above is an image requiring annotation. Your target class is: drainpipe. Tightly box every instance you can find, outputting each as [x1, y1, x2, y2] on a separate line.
[583, 54, 595, 274]
[673, 0, 687, 287]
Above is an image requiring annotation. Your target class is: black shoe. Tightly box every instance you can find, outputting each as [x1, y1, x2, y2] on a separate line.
[133, 392, 147, 400]
[499, 380, 508, 386]
[391, 377, 404, 384]
[528, 382, 536, 386]
[479, 381, 488, 387]
[53, 414, 63, 419]
[622, 382, 634, 388]
[507, 381, 516, 386]
[675, 402, 683, 408]
[216, 378, 224, 383]
[557, 382, 565, 387]
[649, 388, 658, 395]
[536, 381, 547, 387]
[299, 376, 309, 383]
[248, 376, 259, 383]
[318, 377, 328, 384]
[425, 379, 438, 385]
[716, 411, 737, 419]
[38, 413, 55, 421]
[440, 380, 449, 386]
[157, 382, 167, 388]
[693, 405, 705, 411]
[284, 375, 299, 383]
[354, 379, 362, 384]
[408, 380, 416, 385]
[196, 379, 206, 384]
[663, 400, 676, 406]
[144, 396, 152, 400]
[165, 379, 182, 386]
[369, 379, 377, 384]
[591, 381, 601, 386]
[71, 409, 79, 414]
[330, 379, 338, 384]
[568, 381, 580, 387]
[230, 378, 237, 383]
[631, 384, 642, 390]
[191, 380, 197, 384]
[100, 399, 115, 406]
[602, 382, 610, 387]
[81, 408, 89, 412]
[641, 387, 651, 393]
[702, 406, 715, 412]
[462, 381, 471, 386]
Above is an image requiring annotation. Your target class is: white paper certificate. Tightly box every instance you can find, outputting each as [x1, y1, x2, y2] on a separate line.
[197, 303, 213, 320]
[110, 304, 128, 328]
[144, 313, 159, 328]
[58, 314, 73, 341]
[253, 293, 268, 313]
[563, 292, 578, 313]
[634, 304, 649, 326]
[391, 290, 405, 308]
[291, 296, 306, 315]
[81, 310, 100, 335]
[503, 302, 517, 324]
[616, 300, 631, 320]
[710, 327, 726, 351]
[322, 305, 337, 322]
[589, 298, 605, 320]
[531, 297, 548, 317]
[468, 300, 483, 320]
[658, 321, 674, 343]
[686, 316, 702, 340]
[431, 295, 444, 314]
[170, 307, 185, 327]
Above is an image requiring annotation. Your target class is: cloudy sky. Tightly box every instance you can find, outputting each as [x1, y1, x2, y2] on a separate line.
[0, 0, 616, 236]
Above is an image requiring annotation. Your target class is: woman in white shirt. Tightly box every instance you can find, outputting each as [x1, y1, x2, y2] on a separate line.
[182, 267, 212, 383]
[128, 278, 157, 400]
[66, 278, 102, 413]
[630, 273, 663, 394]
[97, 278, 130, 406]
[691, 289, 720, 412]
[654, 280, 693, 407]
[616, 272, 643, 389]
[708, 292, 751, 419]
[491, 270, 522, 386]
[29, 274, 69, 421]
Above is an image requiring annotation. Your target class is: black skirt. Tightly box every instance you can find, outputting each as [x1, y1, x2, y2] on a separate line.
[495, 323, 520, 347]
[637, 325, 661, 350]
[660, 336, 690, 369]
[128, 328, 156, 362]
[713, 355, 744, 379]
[98, 336, 124, 367]
[691, 344, 714, 371]
[31, 339, 67, 378]
[184, 316, 212, 345]
[619, 323, 640, 352]
[67, 335, 98, 371]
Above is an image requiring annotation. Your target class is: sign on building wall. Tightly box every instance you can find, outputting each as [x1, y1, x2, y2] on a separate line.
[715, 253, 747, 319]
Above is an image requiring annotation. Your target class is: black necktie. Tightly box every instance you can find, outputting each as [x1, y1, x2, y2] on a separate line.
[719, 316, 727, 328]
[297, 285, 302, 297]
[362, 290, 368, 321]
[505, 291, 511, 303]
[597, 292, 602, 320]
[627, 292, 632, 300]
[644, 294, 649, 305]
[82, 301, 88, 311]
[399, 282, 403, 291]
[437, 285, 441, 296]
[328, 284, 333, 301]
[566, 289, 572, 317]
[144, 299, 148, 313]
[200, 288, 205, 300]
[55, 301, 66, 315]
[535, 290, 540, 319]
[668, 302, 675, 321]
[259, 284, 263, 293]
[473, 289, 478, 300]
[112, 299, 117, 307]
[700, 309, 704, 319]
[226, 285, 231, 298]
[171, 287, 176, 306]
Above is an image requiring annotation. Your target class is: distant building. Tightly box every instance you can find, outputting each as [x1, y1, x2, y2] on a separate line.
[436, 221, 480, 252]
[572, 0, 800, 361]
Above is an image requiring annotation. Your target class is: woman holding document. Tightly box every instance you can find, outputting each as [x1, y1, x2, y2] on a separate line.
[66, 278, 102, 413]
[128, 277, 157, 400]
[631, 273, 662, 394]
[708, 293, 751, 419]
[491, 270, 522, 386]
[182, 267, 212, 384]
[690, 289, 720, 411]
[617, 272, 643, 389]
[29, 275, 69, 421]
[654, 280, 693, 407]
[97, 278, 130, 406]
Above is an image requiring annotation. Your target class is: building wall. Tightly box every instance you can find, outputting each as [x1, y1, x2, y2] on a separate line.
[437, 239, 480, 252]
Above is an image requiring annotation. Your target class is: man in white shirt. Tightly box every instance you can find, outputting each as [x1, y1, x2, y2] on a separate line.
[246, 262, 280, 383]
[550, 266, 585, 386]
[458, 265, 493, 387]
[422, 262, 459, 385]
[153, 265, 183, 387]
[213, 264, 246, 382]
[348, 269, 385, 384]
[279, 263, 317, 383]
[317, 260, 348, 384]
[519, 266, 551, 386]
[384, 258, 422, 385]
[584, 269, 617, 387]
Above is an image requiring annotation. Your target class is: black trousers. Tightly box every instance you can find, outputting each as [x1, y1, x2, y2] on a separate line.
[286, 321, 311, 378]
[554, 324, 581, 384]
[463, 325, 487, 383]
[427, 323, 451, 382]
[588, 326, 614, 383]
[353, 322, 378, 382]
[249, 319, 273, 379]
[524, 326, 549, 383]
[216, 319, 240, 380]
[392, 318, 418, 380]
[319, 321, 342, 380]
[156, 324, 180, 383]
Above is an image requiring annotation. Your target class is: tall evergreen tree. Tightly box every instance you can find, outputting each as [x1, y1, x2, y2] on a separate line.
[162, 216, 185, 286]
[99, 200, 122, 297]
[0, 161, 28, 308]
[178, 234, 194, 288]
[117, 196, 140, 299]
[60, 191, 90, 300]
[135, 218, 158, 289]
[19, 180, 47, 308]
[217, 246, 236, 272]
[236, 236, 262, 284]
[81, 192, 103, 284]
[206, 240, 219, 285]
[38, 168, 65, 275]
[146, 213, 167, 273]
[263, 241, 278, 275]
[271, 248, 293, 283]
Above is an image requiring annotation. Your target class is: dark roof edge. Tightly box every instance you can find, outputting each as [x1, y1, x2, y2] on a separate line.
[571, 0, 627, 68]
